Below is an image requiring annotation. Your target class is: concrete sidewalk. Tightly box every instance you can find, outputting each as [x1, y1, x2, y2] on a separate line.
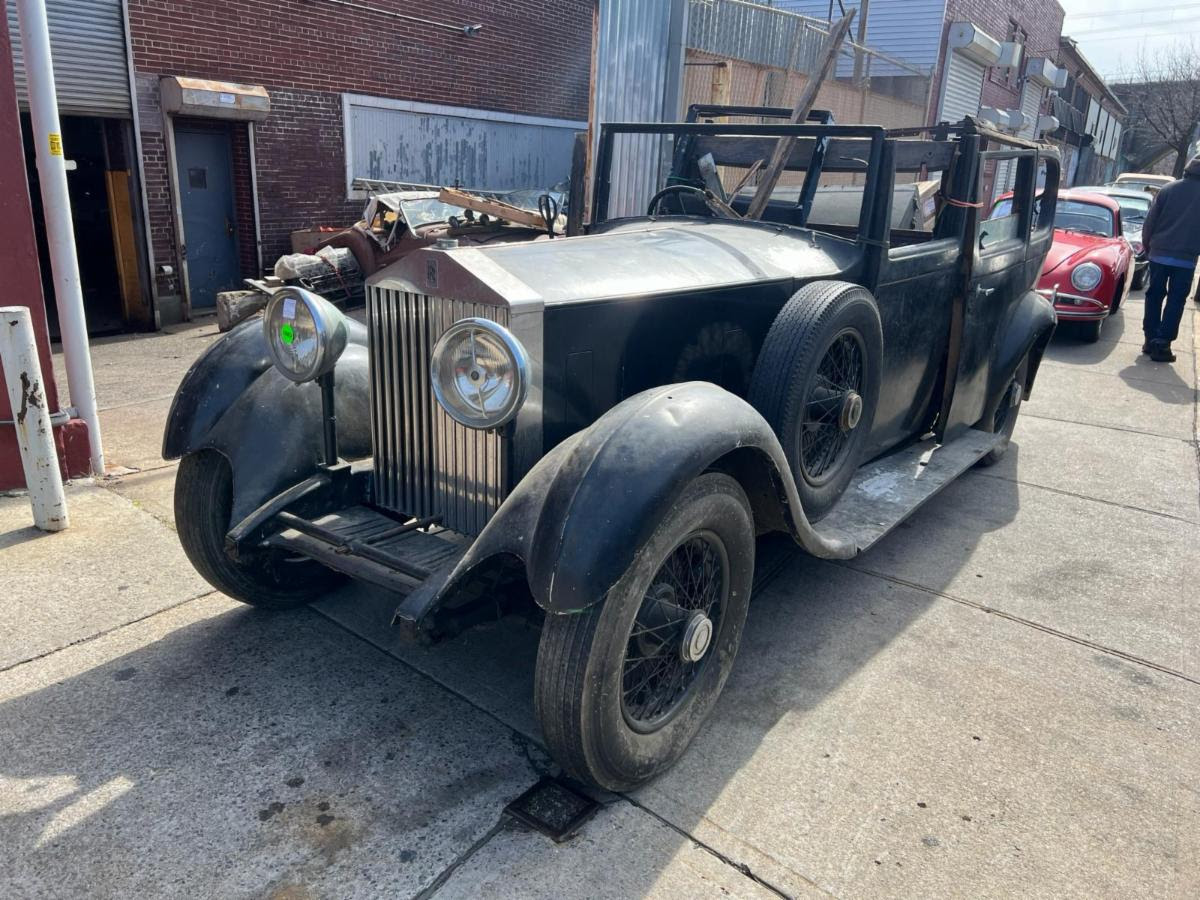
[2, 296, 1198, 898]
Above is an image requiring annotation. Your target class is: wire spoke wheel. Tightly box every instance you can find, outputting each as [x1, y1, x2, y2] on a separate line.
[799, 329, 865, 485]
[620, 531, 729, 733]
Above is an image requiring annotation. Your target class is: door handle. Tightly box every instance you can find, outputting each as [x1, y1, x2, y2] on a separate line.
[977, 286, 996, 297]
[226, 217, 235, 238]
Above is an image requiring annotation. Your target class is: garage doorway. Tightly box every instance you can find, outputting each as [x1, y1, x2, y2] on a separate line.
[20, 113, 147, 337]
[175, 125, 239, 309]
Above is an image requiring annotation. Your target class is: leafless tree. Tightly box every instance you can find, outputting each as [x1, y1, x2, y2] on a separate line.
[1125, 41, 1200, 177]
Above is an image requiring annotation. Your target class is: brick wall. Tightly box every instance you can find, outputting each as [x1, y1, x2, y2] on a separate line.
[928, 0, 1065, 123]
[127, 0, 594, 298]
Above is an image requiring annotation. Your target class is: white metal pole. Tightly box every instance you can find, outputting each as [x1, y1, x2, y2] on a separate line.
[1, 307, 69, 531]
[15, 0, 105, 475]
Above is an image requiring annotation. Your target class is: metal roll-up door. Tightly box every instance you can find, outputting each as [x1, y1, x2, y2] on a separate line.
[1017, 81, 1043, 139]
[940, 51, 985, 123]
[6, 0, 131, 117]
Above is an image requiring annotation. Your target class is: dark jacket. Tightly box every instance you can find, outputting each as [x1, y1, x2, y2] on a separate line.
[1142, 157, 1200, 264]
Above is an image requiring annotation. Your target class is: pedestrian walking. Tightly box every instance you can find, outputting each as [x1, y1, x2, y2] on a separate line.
[1141, 156, 1200, 363]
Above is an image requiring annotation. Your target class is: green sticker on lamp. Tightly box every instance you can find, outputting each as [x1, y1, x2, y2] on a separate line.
[280, 322, 295, 345]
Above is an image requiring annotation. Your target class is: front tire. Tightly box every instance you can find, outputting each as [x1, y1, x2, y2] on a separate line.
[1080, 318, 1103, 343]
[534, 473, 755, 791]
[1131, 266, 1146, 291]
[175, 450, 342, 609]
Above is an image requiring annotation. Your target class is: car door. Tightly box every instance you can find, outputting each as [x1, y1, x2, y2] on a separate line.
[940, 149, 1036, 440]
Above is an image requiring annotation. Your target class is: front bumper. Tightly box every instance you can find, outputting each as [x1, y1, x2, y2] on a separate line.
[1037, 288, 1109, 321]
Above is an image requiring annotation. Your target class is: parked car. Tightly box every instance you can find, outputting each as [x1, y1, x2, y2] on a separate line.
[1074, 185, 1151, 288]
[992, 189, 1132, 342]
[165, 113, 1060, 791]
[1112, 172, 1174, 196]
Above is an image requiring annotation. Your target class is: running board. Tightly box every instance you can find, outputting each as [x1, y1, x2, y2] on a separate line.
[814, 428, 1000, 554]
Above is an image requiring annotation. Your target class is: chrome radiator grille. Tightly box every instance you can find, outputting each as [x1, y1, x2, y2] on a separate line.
[367, 287, 510, 536]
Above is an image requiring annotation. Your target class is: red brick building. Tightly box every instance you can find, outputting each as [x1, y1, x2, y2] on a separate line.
[126, 0, 592, 320]
[930, 0, 1064, 126]
[8, 1, 592, 336]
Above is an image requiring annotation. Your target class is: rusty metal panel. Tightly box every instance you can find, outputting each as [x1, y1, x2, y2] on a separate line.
[344, 94, 584, 195]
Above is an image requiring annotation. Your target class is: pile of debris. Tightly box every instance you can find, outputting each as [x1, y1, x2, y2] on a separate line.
[216, 183, 568, 331]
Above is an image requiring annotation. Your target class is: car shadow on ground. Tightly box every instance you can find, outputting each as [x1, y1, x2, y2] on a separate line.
[313, 451, 1024, 892]
[0, 603, 552, 897]
[0, 458, 1021, 897]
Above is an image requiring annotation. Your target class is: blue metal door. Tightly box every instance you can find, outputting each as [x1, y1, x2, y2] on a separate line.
[175, 127, 239, 309]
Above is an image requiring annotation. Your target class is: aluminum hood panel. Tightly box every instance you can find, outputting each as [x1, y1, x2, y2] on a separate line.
[367, 218, 860, 308]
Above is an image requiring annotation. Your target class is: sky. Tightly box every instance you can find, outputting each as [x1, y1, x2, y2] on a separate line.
[1057, 0, 1200, 81]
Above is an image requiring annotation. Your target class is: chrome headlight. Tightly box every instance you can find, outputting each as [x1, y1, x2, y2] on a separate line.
[1070, 262, 1103, 293]
[431, 318, 528, 429]
[263, 287, 348, 383]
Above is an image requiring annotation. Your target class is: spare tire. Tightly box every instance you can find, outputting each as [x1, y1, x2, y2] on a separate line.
[749, 281, 883, 521]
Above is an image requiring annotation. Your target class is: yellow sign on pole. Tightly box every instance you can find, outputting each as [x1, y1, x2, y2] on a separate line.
[48, 132, 62, 156]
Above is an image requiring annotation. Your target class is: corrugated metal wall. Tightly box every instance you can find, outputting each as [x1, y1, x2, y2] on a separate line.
[344, 96, 584, 194]
[593, 0, 688, 218]
[767, 0, 947, 71]
[689, 0, 826, 72]
[6, 0, 131, 117]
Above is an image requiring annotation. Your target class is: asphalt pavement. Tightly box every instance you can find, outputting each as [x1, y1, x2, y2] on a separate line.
[2, 290, 1197, 898]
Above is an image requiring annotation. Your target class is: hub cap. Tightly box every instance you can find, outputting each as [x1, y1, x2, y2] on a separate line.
[621, 532, 728, 733]
[680, 612, 713, 663]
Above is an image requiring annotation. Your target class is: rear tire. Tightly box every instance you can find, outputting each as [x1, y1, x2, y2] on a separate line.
[1131, 266, 1146, 291]
[175, 450, 342, 609]
[534, 473, 755, 792]
[977, 357, 1028, 467]
[749, 281, 883, 521]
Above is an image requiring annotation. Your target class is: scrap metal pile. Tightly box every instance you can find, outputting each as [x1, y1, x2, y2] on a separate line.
[217, 183, 568, 331]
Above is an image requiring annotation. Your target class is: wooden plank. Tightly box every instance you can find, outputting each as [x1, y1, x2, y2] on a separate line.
[105, 170, 149, 327]
[437, 187, 546, 230]
[691, 135, 956, 173]
[567, 131, 587, 236]
[747, 11, 856, 219]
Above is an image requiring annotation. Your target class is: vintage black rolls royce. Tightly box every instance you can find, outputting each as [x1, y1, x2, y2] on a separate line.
[164, 111, 1060, 791]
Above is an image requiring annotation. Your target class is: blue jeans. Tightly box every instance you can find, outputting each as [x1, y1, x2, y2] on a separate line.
[1143, 262, 1195, 344]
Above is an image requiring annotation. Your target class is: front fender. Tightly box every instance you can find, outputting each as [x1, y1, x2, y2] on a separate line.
[162, 315, 371, 523]
[398, 382, 854, 627]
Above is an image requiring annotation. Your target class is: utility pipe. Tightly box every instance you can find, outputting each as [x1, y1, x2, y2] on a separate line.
[15, 0, 105, 475]
[0, 307, 69, 531]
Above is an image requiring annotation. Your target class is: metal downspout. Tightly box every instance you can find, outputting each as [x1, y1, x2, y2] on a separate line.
[14, 0, 105, 474]
[248, 122, 264, 275]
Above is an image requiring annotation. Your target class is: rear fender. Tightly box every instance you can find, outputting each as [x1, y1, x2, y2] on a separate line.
[993, 288, 1056, 405]
[398, 382, 855, 628]
[162, 316, 372, 523]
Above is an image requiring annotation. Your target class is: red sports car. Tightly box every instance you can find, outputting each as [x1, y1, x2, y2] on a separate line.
[991, 189, 1133, 342]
